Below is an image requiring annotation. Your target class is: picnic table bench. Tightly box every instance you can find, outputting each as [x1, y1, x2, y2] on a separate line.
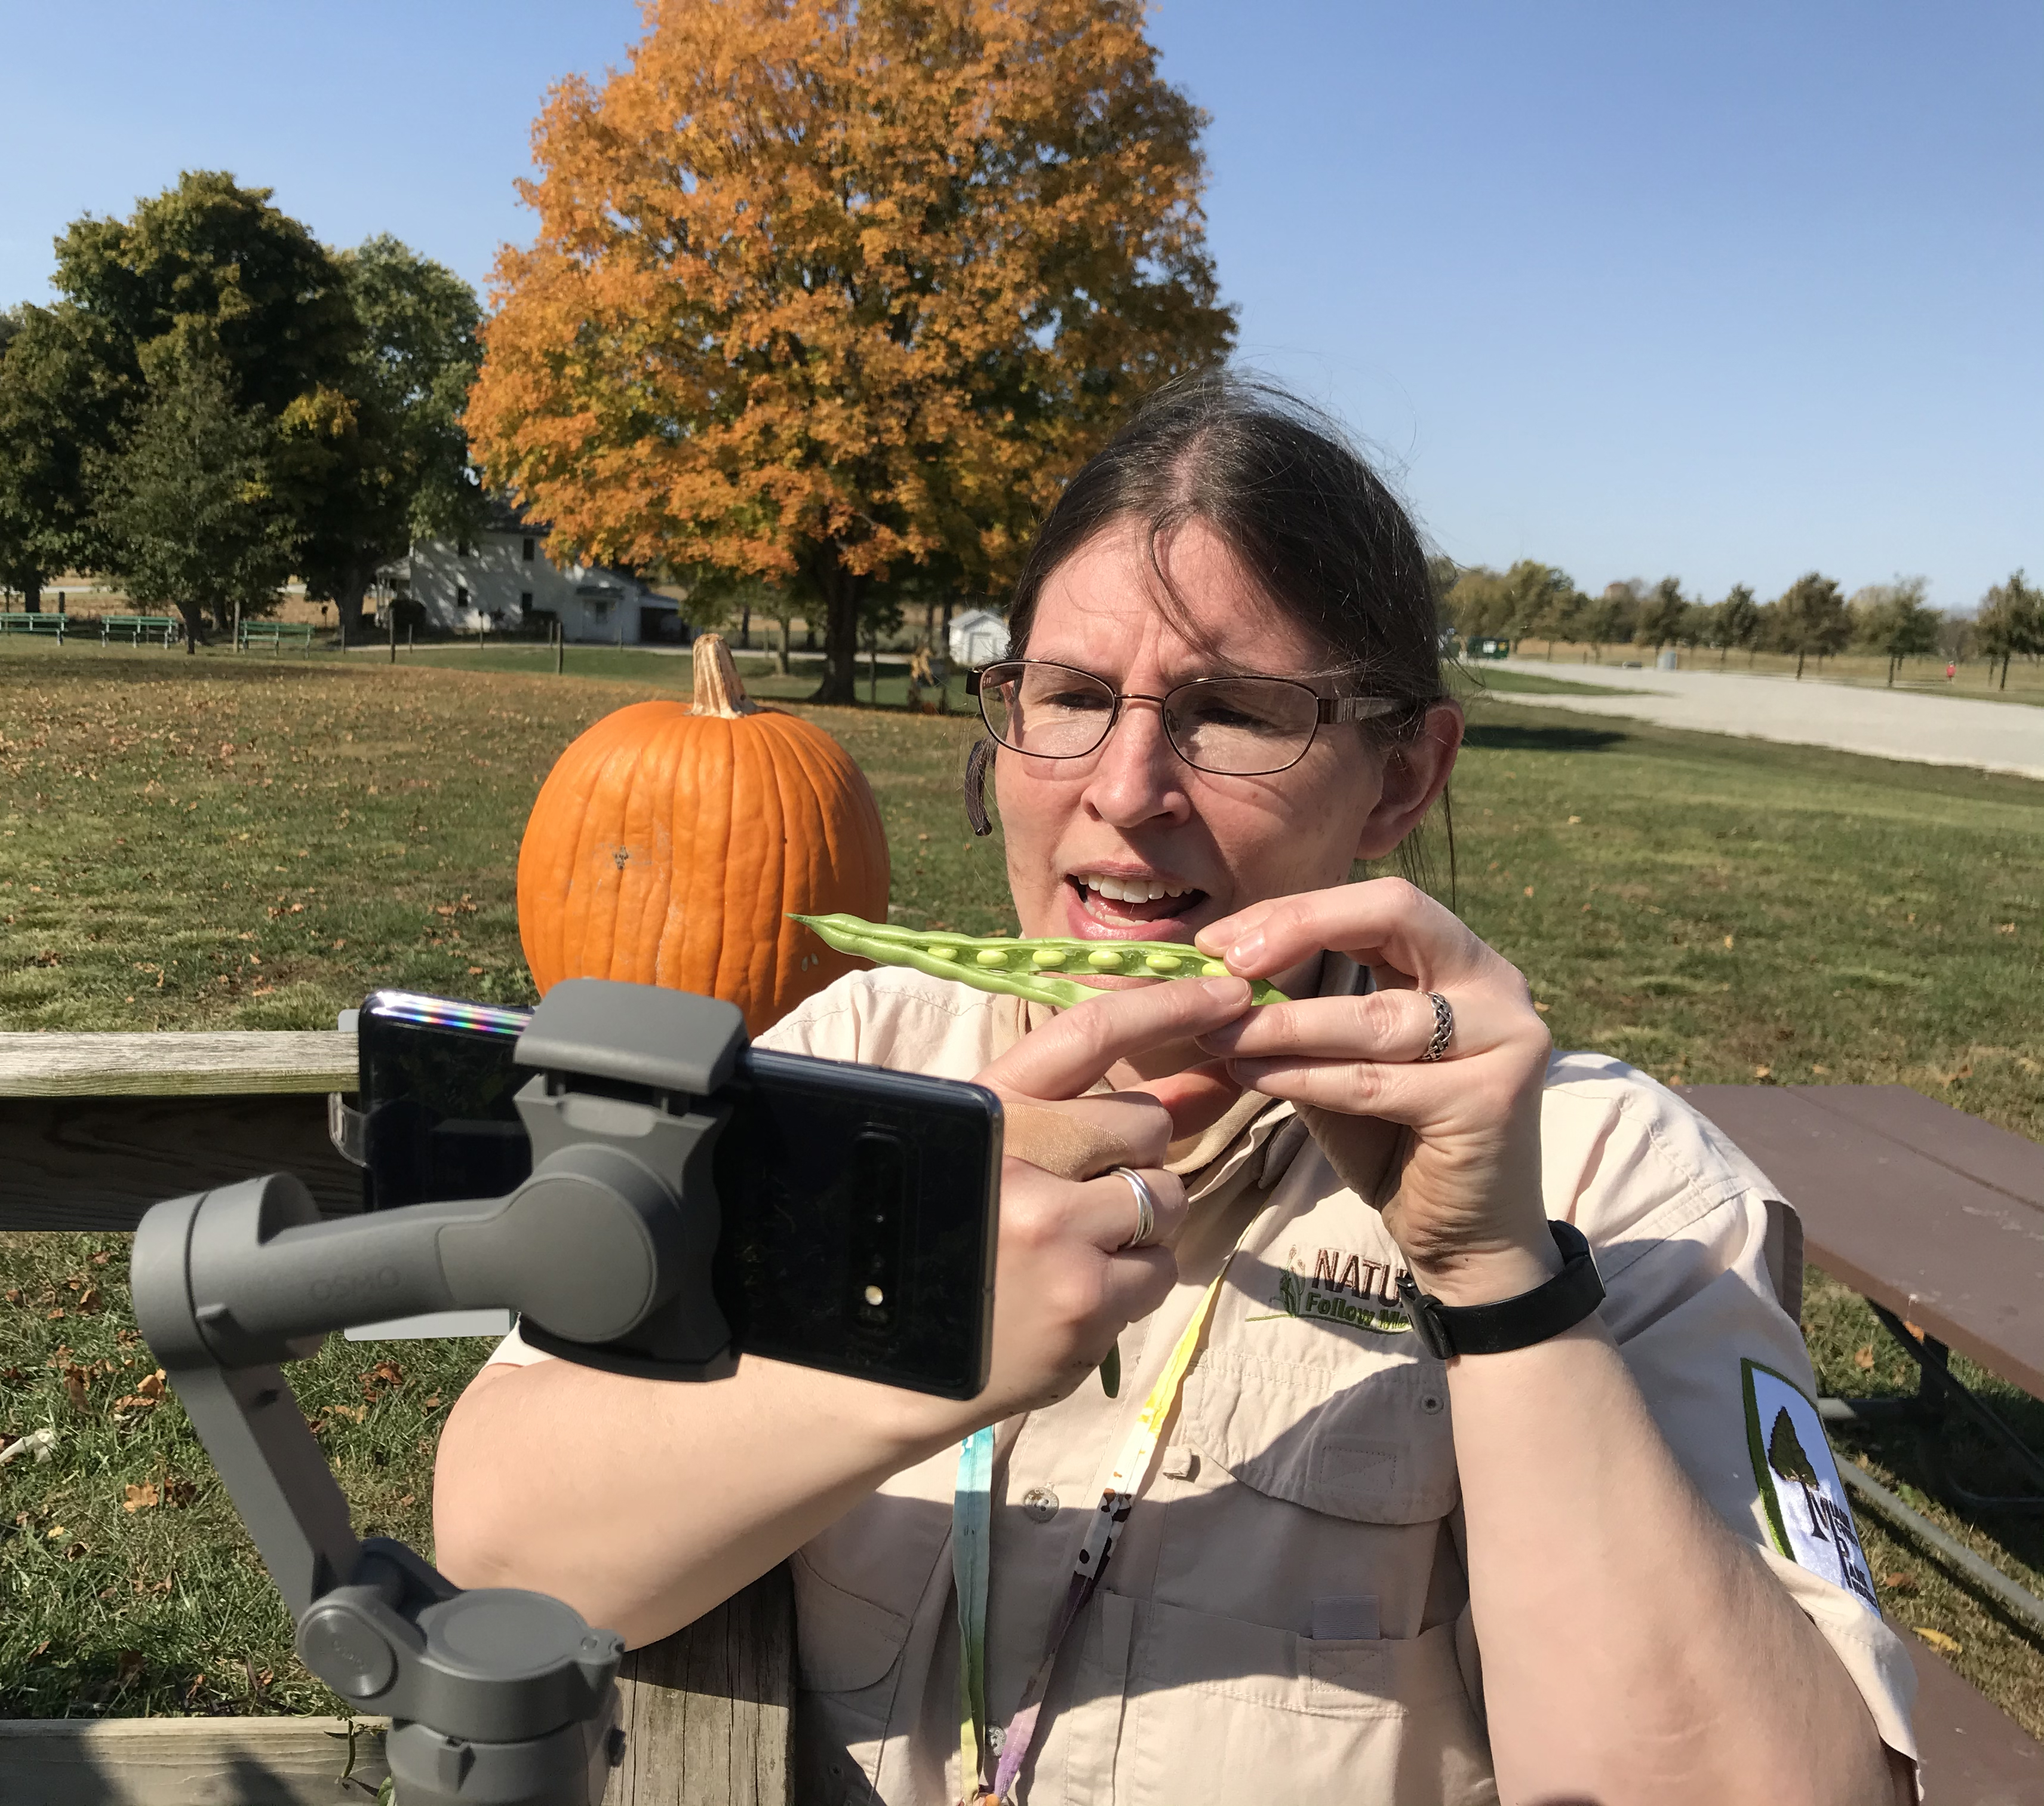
[0, 1030, 792, 1806]
[0, 610, 72, 638]
[99, 614, 180, 648]
[1683, 1082, 2044, 1802]
[238, 619, 317, 653]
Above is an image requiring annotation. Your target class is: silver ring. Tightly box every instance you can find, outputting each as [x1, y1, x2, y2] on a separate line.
[1111, 1166, 1159, 1249]
[1419, 992, 1454, 1062]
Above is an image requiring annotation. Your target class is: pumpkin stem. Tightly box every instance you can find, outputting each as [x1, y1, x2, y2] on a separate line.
[690, 632, 760, 718]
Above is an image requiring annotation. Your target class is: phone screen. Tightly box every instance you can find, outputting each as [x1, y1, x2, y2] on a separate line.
[354, 990, 998, 1398]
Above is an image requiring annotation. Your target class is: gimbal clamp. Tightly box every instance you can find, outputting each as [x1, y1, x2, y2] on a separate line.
[130, 981, 752, 1806]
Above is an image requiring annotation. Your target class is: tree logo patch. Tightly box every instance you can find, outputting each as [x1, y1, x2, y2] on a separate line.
[1742, 1359, 1878, 1612]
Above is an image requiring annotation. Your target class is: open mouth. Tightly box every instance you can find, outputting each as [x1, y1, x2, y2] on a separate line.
[1065, 871, 1209, 937]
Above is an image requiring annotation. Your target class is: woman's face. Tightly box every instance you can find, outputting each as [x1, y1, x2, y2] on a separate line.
[994, 517, 1455, 995]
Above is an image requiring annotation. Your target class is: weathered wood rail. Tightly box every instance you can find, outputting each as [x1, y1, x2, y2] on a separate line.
[0, 1030, 793, 1805]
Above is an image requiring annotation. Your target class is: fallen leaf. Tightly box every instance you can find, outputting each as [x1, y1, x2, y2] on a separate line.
[1753, 1065, 1771, 1080]
[1880, 1572, 1918, 1593]
[1522, 886, 1535, 898]
[2, 1288, 19, 1304]
[1853, 1346, 1875, 1371]
[164, 1477, 197, 1508]
[63, 1366, 90, 1411]
[136, 1369, 166, 1400]
[77, 1288, 103, 1314]
[116, 1650, 145, 1684]
[90, 1252, 110, 1267]
[422, 1393, 442, 1411]
[1533, 1002, 1551, 1014]
[1722, 935, 1735, 949]
[1913, 1627, 1962, 1655]
[46, 1308, 64, 1321]
[47, 1525, 66, 1540]
[123, 1482, 161, 1513]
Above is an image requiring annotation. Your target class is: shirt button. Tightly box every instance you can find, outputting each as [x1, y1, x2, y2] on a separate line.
[1020, 1485, 1059, 1521]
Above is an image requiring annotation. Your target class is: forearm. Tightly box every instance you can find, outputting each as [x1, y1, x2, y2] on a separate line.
[1449, 1319, 1903, 1805]
[432, 1356, 955, 1647]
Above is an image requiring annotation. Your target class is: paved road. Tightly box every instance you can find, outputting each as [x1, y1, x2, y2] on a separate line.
[1481, 659, 2044, 782]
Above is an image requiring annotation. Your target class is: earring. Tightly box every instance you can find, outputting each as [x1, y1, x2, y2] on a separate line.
[964, 737, 995, 837]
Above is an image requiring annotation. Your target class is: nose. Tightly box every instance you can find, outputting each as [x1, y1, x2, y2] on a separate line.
[1080, 695, 1192, 830]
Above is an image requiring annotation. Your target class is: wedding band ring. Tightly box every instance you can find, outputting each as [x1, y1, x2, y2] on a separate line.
[1112, 1166, 1159, 1249]
[1420, 992, 1454, 1062]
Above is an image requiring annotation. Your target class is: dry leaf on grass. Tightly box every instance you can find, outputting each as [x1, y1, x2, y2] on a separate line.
[123, 1482, 160, 1513]
[1853, 1346, 1876, 1371]
[1914, 1627, 1963, 1655]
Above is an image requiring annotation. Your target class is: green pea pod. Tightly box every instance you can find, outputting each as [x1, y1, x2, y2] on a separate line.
[789, 913, 1289, 1008]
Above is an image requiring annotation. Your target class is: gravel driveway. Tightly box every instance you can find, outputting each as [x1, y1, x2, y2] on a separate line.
[1481, 660, 2044, 782]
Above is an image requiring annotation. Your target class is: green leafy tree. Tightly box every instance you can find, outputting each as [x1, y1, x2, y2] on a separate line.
[292, 238, 486, 638]
[1444, 566, 1514, 640]
[1974, 570, 2042, 690]
[1634, 576, 1688, 652]
[1851, 577, 1940, 686]
[0, 305, 128, 609]
[1763, 572, 1850, 679]
[1498, 560, 1579, 657]
[1714, 583, 1761, 665]
[1576, 583, 1639, 661]
[93, 350, 297, 648]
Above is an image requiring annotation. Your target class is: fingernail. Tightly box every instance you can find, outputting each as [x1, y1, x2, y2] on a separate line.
[1202, 975, 1246, 1000]
[1228, 932, 1264, 968]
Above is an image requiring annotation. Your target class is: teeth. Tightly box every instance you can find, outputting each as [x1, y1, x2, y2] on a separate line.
[1076, 874, 1191, 904]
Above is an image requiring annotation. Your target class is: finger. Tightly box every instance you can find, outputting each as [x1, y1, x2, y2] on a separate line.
[1082, 1166, 1188, 1252]
[1000, 1092, 1172, 1177]
[1193, 879, 1499, 993]
[1194, 990, 1486, 1064]
[980, 974, 1254, 1102]
[1224, 1053, 1473, 1128]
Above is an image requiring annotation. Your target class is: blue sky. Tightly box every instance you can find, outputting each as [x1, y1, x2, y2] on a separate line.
[4, 1, 2036, 609]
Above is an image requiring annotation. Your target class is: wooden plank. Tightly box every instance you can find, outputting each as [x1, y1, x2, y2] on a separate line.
[0, 1095, 362, 1230]
[0, 1034, 356, 1100]
[1680, 1085, 2044, 1399]
[1789, 1085, 2044, 1217]
[0, 1716, 388, 1805]
[605, 1567, 794, 1806]
[1897, 1623, 2044, 1805]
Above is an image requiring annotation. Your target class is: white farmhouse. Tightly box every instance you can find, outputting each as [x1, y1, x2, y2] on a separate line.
[393, 503, 686, 645]
[948, 607, 1009, 667]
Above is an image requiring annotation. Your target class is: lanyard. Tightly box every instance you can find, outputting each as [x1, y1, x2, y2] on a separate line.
[952, 1242, 1248, 1804]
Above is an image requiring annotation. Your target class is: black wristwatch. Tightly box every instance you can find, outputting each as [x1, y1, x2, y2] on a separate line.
[1396, 1220, 1605, 1359]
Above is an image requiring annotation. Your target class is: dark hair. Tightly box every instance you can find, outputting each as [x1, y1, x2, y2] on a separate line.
[1009, 370, 1449, 736]
[976, 370, 1456, 892]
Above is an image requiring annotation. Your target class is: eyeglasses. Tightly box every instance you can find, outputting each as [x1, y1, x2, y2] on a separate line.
[969, 659, 1404, 777]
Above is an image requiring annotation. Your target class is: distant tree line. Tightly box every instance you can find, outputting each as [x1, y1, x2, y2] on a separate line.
[1441, 559, 2043, 687]
[0, 172, 484, 645]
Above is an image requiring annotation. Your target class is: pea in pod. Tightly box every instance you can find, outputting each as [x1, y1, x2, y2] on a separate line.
[789, 913, 1289, 1007]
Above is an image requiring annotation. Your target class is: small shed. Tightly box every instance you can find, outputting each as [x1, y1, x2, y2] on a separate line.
[949, 608, 1009, 667]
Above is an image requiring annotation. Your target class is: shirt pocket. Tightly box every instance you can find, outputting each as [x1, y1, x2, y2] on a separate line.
[1102, 1596, 1494, 1806]
[1182, 1322, 1459, 1526]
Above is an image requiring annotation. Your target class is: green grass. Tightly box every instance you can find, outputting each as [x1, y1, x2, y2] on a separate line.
[2, 639, 2042, 1727]
[1458, 666, 1639, 699]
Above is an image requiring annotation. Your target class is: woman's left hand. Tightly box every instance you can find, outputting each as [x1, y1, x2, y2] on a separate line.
[1192, 878, 1559, 1306]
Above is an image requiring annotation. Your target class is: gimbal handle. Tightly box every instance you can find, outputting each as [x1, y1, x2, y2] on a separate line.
[128, 982, 751, 1806]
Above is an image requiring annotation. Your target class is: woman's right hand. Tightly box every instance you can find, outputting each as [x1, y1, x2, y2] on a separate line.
[940, 974, 1257, 1426]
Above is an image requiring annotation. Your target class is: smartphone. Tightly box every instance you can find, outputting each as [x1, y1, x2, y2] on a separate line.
[354, 990, 1000, 1398]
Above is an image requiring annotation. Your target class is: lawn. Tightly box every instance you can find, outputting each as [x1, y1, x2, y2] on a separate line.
[2, 639, 2042, 1728]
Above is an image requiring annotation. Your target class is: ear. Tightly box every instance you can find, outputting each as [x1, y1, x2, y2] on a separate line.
[1355, 702, 1464, 862]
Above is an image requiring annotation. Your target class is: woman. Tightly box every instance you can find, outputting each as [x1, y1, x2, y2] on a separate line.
[436, 376, 1916, 1804]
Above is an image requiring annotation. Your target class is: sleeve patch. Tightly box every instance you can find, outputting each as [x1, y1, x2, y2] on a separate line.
[1742, 1358, 1879, 1612]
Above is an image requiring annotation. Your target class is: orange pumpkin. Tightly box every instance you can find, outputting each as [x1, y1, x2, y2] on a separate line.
[517, 633, 890, 1034]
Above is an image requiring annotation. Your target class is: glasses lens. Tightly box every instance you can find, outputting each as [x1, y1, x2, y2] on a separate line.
[980, 662, 1117, 757]
[1164, 678, 1321, 774]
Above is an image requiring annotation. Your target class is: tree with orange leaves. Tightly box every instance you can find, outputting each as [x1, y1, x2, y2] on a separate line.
[466, 0, 1234, 702]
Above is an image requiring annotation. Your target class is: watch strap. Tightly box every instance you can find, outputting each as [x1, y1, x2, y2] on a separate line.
[1396, 1220, 1604, 1359]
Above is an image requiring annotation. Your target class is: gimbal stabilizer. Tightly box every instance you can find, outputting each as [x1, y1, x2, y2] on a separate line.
[130, 981, 757, 1806]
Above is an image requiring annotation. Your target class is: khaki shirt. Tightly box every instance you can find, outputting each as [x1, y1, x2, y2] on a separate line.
[496, 965, 1917, 1803]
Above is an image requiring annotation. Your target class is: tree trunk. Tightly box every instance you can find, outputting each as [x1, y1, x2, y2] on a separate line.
[776, 614, 792, 675]
[21, 575, 42, 614]
[1794, 649, 1806, 680]
[2001, 656, 2011, 690]
[807, 551, 860, 704]
[177, 599, 207, 653]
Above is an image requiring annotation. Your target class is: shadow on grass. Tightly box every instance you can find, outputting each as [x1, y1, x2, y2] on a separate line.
[1462, 721, 1627, 754]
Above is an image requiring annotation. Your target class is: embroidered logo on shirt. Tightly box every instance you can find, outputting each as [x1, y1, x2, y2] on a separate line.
[1247, 1248, 1411, 1334]
[1742, 1359, 1878, 1612]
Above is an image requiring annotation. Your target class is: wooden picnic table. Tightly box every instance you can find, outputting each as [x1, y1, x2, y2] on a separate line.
[1682, 1082, 2044, 1805]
